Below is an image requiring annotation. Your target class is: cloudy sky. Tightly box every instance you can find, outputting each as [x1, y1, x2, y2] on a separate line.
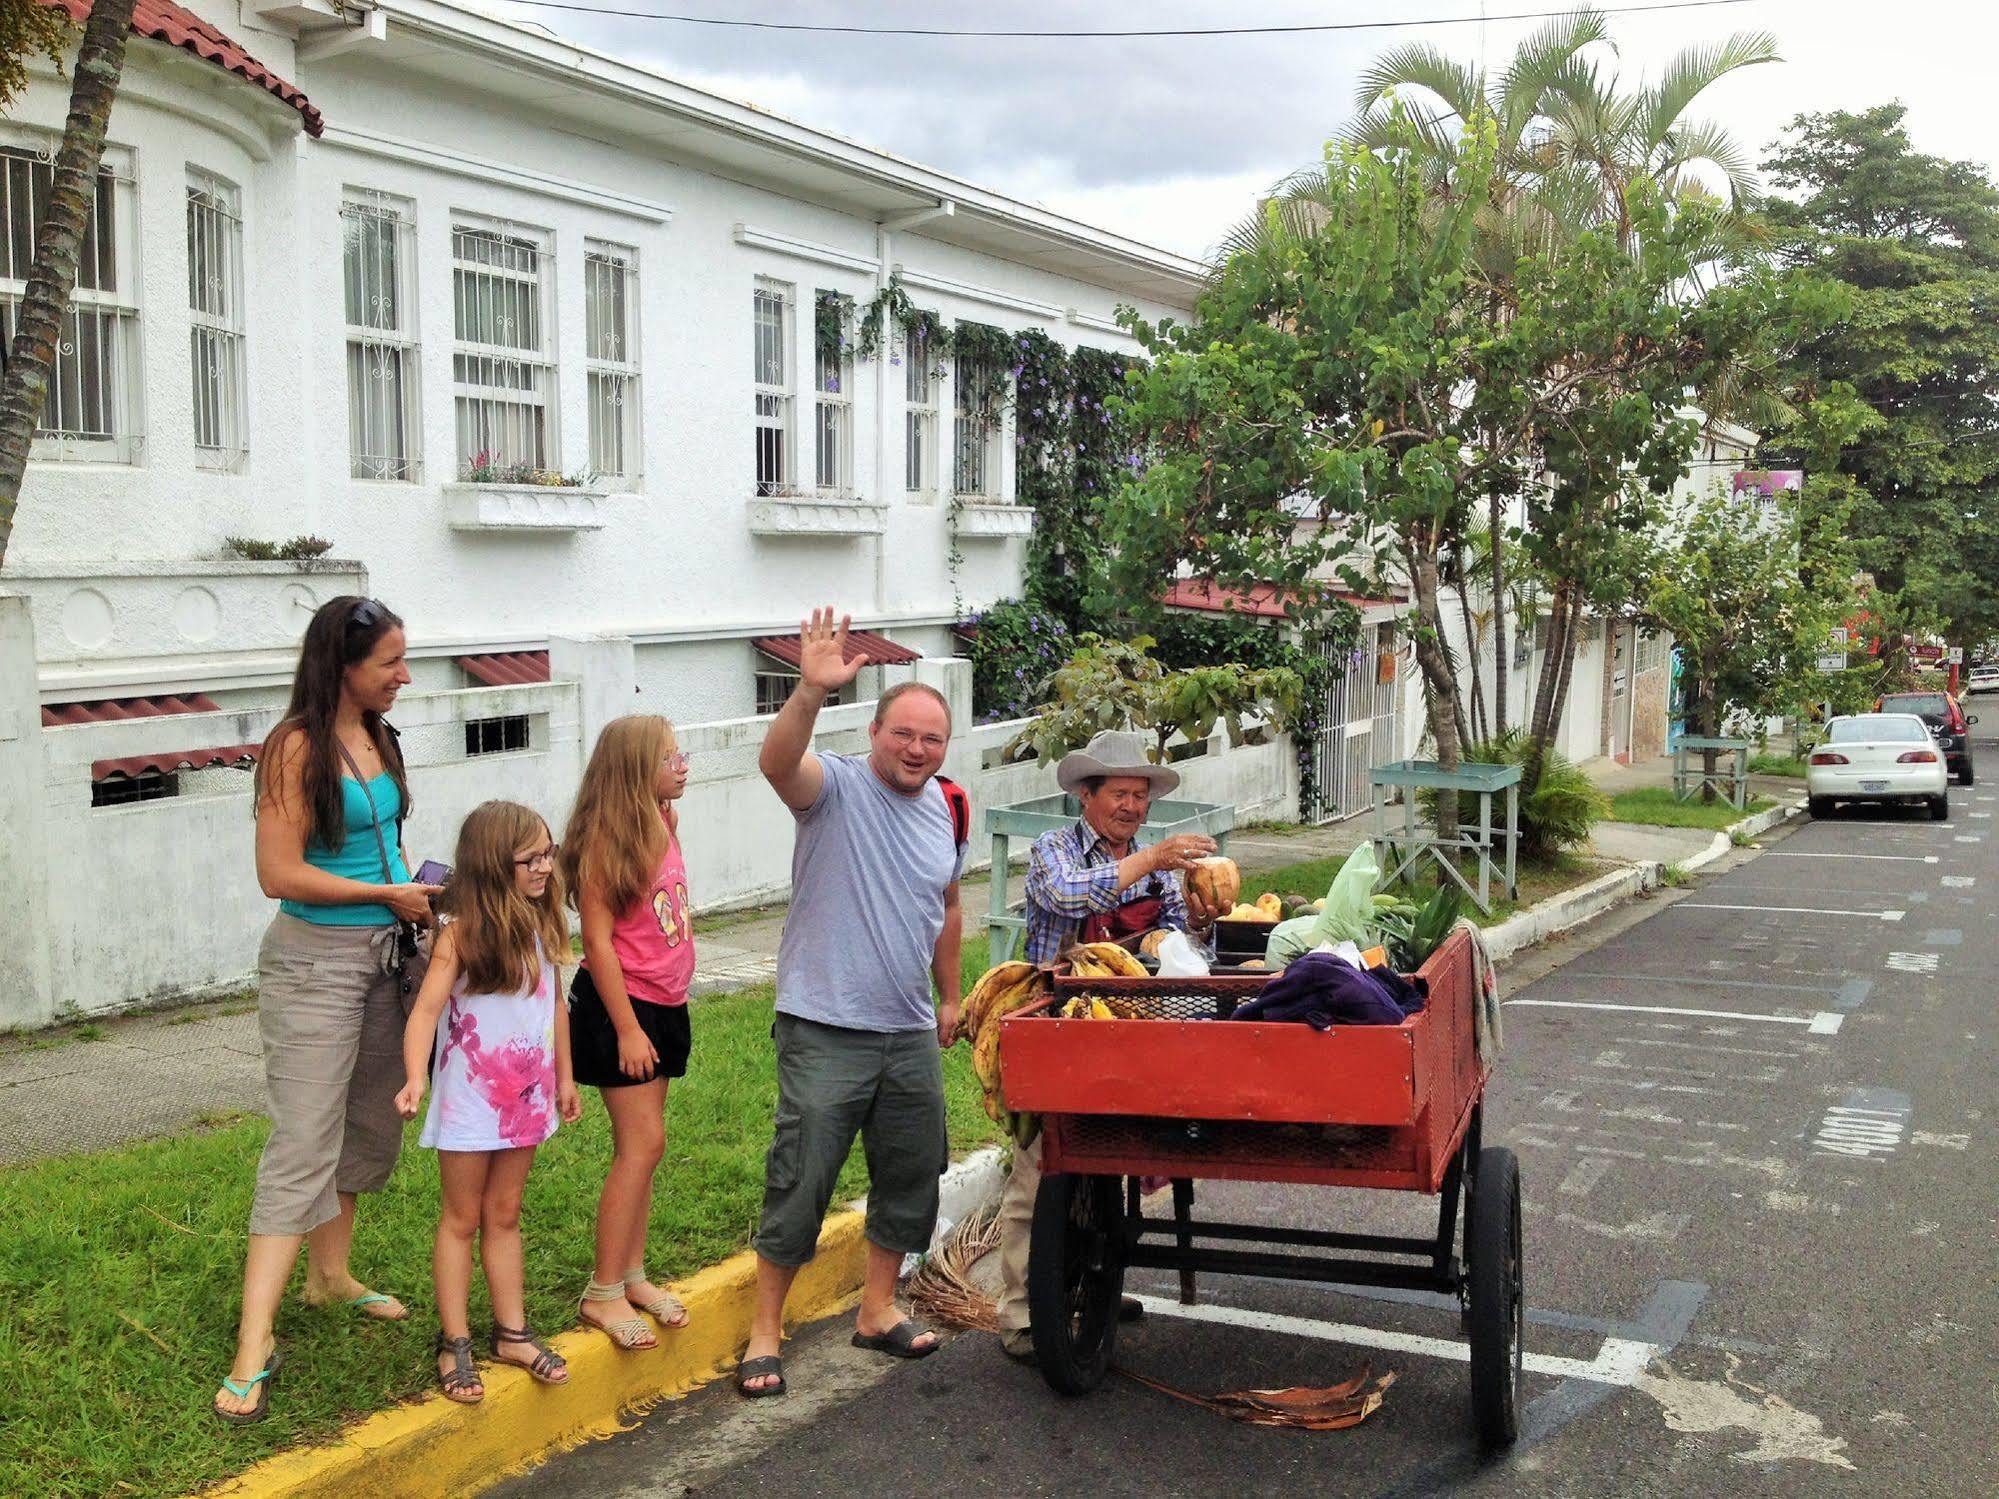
[485, 0, 1997, 260]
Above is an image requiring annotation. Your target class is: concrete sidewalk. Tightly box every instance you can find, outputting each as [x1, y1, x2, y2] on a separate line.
[0, 819, 1369, 1164]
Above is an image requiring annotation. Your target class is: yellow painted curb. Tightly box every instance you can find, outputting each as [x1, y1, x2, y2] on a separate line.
[200, 1211, 870, 1498]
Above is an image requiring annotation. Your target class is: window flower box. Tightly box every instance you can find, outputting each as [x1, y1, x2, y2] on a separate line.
[952, 502, 1036, 540]
[746, 494, 889, 537]
[442, 483, 607, 533]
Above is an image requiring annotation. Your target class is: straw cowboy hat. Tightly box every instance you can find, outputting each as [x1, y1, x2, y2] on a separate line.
[1055, 729, 1182, 797]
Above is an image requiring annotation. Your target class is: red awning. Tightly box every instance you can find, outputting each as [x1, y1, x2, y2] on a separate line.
[40, 0, 324, 137]
[458, 651, 551, 687]
[752, 630, 921, 669]
[1160, 579, 1403, 619]
[41, 693, 220, 728]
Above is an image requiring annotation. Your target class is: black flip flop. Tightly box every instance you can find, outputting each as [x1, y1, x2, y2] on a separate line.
[737, 1354, 786, 1398]
[213, 1345, 284, 1426]
[851, 1319, 939, 1360]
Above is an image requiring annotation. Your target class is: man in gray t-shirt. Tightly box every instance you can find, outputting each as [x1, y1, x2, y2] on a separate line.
[737, 607, 963, 1397]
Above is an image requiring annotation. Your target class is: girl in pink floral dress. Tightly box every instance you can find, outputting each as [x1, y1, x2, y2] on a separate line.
[395, 800, 580, 1403]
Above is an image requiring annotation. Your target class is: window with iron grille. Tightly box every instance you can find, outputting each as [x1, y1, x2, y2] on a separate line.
[753, 278, 792, 494]
[186, 169, 246, 467]
[584, 242, 639, 481]
[814, 291, 852, 494]
[952, 355, 1002, 499]
[465, 714, 531, 756]
[904, 324, 936, 497]
[92, 771, 178, 808]
[755, 668, 846, 717]
[341, 190, 421, 480]
[453, 220, 555, 473]
[0, 137, 143, 462]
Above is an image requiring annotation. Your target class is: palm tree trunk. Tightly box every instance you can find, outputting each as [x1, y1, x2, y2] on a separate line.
[1452, 551, 1487, 744]
[1489, 485, 1509, 736]
[1411, 545, 1462, 844]
[0, 0, 138, 568]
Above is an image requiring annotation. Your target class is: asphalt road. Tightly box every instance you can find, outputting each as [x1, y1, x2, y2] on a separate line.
[498, 749, 1998, 1499]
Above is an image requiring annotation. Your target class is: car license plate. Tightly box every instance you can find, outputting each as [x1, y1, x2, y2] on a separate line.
[1861, 779, 1889, 792]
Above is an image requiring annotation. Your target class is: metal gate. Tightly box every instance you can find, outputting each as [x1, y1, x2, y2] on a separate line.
[1313, 624, 1402, 822]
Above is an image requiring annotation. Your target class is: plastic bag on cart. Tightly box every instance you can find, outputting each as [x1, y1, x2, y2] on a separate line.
[1155, 929, 1211, 978]
[1266, 844, 1380, 967]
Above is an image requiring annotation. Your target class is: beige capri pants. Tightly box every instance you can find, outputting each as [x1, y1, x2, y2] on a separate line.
[249, 913, 407, 1236]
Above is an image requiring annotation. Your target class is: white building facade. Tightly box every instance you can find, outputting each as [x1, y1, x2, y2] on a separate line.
[0, 0, 1262, 1027]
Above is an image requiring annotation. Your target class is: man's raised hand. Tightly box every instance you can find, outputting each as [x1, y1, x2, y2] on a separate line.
[798, 606, 864, 694]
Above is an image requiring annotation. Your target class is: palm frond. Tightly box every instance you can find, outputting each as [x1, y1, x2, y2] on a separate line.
[1654, 116, 1761, 207]
[1354, 42, 1484, 120]
[1638, 31, 1781, 150]
[1493, 7, 1615, 130]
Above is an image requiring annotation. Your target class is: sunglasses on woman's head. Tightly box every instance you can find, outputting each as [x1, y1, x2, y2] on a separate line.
[348, 598, 387, 630]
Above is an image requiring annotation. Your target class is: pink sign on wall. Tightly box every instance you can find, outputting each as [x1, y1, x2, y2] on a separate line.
[1732, 469, 1804, 498]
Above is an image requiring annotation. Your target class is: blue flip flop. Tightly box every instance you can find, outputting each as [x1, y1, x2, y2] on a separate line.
[214, 1345, 284, 1426]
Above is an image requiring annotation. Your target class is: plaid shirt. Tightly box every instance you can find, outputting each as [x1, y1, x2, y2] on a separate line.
[1023, 820, 1190, 964]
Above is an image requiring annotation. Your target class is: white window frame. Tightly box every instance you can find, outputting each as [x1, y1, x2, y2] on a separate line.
[903, 323, 937, 500]
[952, 347, 1004, 501]
[452, 214, 557, 475]
[340, 188, 422, 481]
[186, 167, 246, 469]
[0, 131, 144, 464]
[753, 277, 793, 495]
[584, 240, 640, 483]
[813, 290, 853, 495]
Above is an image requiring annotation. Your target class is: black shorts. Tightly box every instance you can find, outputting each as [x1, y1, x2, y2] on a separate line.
[568, 967, 691, 1088]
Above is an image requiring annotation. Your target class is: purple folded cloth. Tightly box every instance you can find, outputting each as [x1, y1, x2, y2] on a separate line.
[1231, 952, 1423, 1029]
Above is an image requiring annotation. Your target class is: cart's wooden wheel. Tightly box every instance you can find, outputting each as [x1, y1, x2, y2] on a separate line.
[1465, 1146, 1523, 1447]
[1028, 1172, 1125, 1395]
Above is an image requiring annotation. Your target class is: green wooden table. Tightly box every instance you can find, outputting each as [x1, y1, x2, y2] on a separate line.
[984, 793, 1237, 964]
[1673, 735, 1752, 809]
[1370, 759, 1522, 915]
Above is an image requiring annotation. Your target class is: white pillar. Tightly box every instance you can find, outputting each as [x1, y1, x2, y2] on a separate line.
[548, 633, 636, 756]
[0, 595, 55, 1029]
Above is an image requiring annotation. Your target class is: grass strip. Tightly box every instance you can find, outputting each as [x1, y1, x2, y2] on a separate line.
[1608, 787, 1776, 830]
[1240, 849, 1604, 929]
[0, 980, 999, 1499]
[1748, 753, 1807, 779]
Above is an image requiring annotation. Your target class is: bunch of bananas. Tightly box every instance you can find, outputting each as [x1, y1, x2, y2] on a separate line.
[962, 961, 1051, 1143]
[1061, 941, 1150, 979]
[1058, 993, 1147, 1019]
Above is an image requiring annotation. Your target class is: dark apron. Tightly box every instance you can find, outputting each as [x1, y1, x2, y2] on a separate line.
[1082, 892, 1167, 944]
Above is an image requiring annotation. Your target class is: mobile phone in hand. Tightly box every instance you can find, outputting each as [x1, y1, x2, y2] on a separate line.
[415, 860, 452, 886]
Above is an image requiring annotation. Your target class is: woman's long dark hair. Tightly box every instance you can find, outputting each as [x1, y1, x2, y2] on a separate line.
[255, 595, 412, 852]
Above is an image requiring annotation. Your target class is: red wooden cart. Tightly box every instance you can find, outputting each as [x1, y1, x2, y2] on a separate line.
[999, 926, 1523, 1446]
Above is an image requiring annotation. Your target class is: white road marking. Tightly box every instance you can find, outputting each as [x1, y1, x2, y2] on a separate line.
[1672, 902, 1904, 921]
[1954, 835, 1983, 843]
[1813, 1102, 1910, 1158]
[1885, 951, 1940, 974]
[1559, 1157, 1612, 1196]
[1507, 999, 1843, 1031]
[1941, 875, 1976, 888]
[1130, 1295, 1660, 1387]
[1969, 812, 1992, 819]
[1764, 851, 1938, 863]
[1911, 1130, 1970, 1150]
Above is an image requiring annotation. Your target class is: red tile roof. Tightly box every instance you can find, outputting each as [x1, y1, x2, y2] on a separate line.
[93, 743, 259, 781]
[459, 650, 551, 687]
[1160, 579, 1403, 619]
[752, 630, 920, 669]
[41, 692, 220, 728]
[42, 0, 324, 138]
[40, 693, 259, 781]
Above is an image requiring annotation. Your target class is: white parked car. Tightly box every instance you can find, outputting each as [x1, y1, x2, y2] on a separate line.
[1968, 663, 1999, 694]
[1807, 713, 1949, 819]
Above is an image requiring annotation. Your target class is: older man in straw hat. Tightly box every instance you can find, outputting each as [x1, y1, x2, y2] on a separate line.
[996, 730, 1218, 1359]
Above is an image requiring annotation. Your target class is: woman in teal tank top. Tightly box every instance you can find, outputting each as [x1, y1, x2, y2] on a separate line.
[216, 596, 443, 1425]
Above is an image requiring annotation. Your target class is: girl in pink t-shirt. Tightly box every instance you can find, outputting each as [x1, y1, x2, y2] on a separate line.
[559, 715, 698, 1350]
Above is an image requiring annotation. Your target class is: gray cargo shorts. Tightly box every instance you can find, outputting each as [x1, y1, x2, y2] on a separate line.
[752, 1013, 947, 1267]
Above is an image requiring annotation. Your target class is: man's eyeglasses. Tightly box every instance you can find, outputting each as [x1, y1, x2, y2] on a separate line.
[514, 845, 559, 871]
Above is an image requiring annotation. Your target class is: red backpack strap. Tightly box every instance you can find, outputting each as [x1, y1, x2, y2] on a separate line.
[935, 774, 971, 853]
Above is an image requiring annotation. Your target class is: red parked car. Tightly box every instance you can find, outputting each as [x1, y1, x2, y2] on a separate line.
[1877, 691, 1977, 786]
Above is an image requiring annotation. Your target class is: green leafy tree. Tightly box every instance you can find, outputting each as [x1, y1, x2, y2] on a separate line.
[1760, 104, 1999, 652]
[1646, 482, 1855, 799]
[1005, 634, 1304, 770]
